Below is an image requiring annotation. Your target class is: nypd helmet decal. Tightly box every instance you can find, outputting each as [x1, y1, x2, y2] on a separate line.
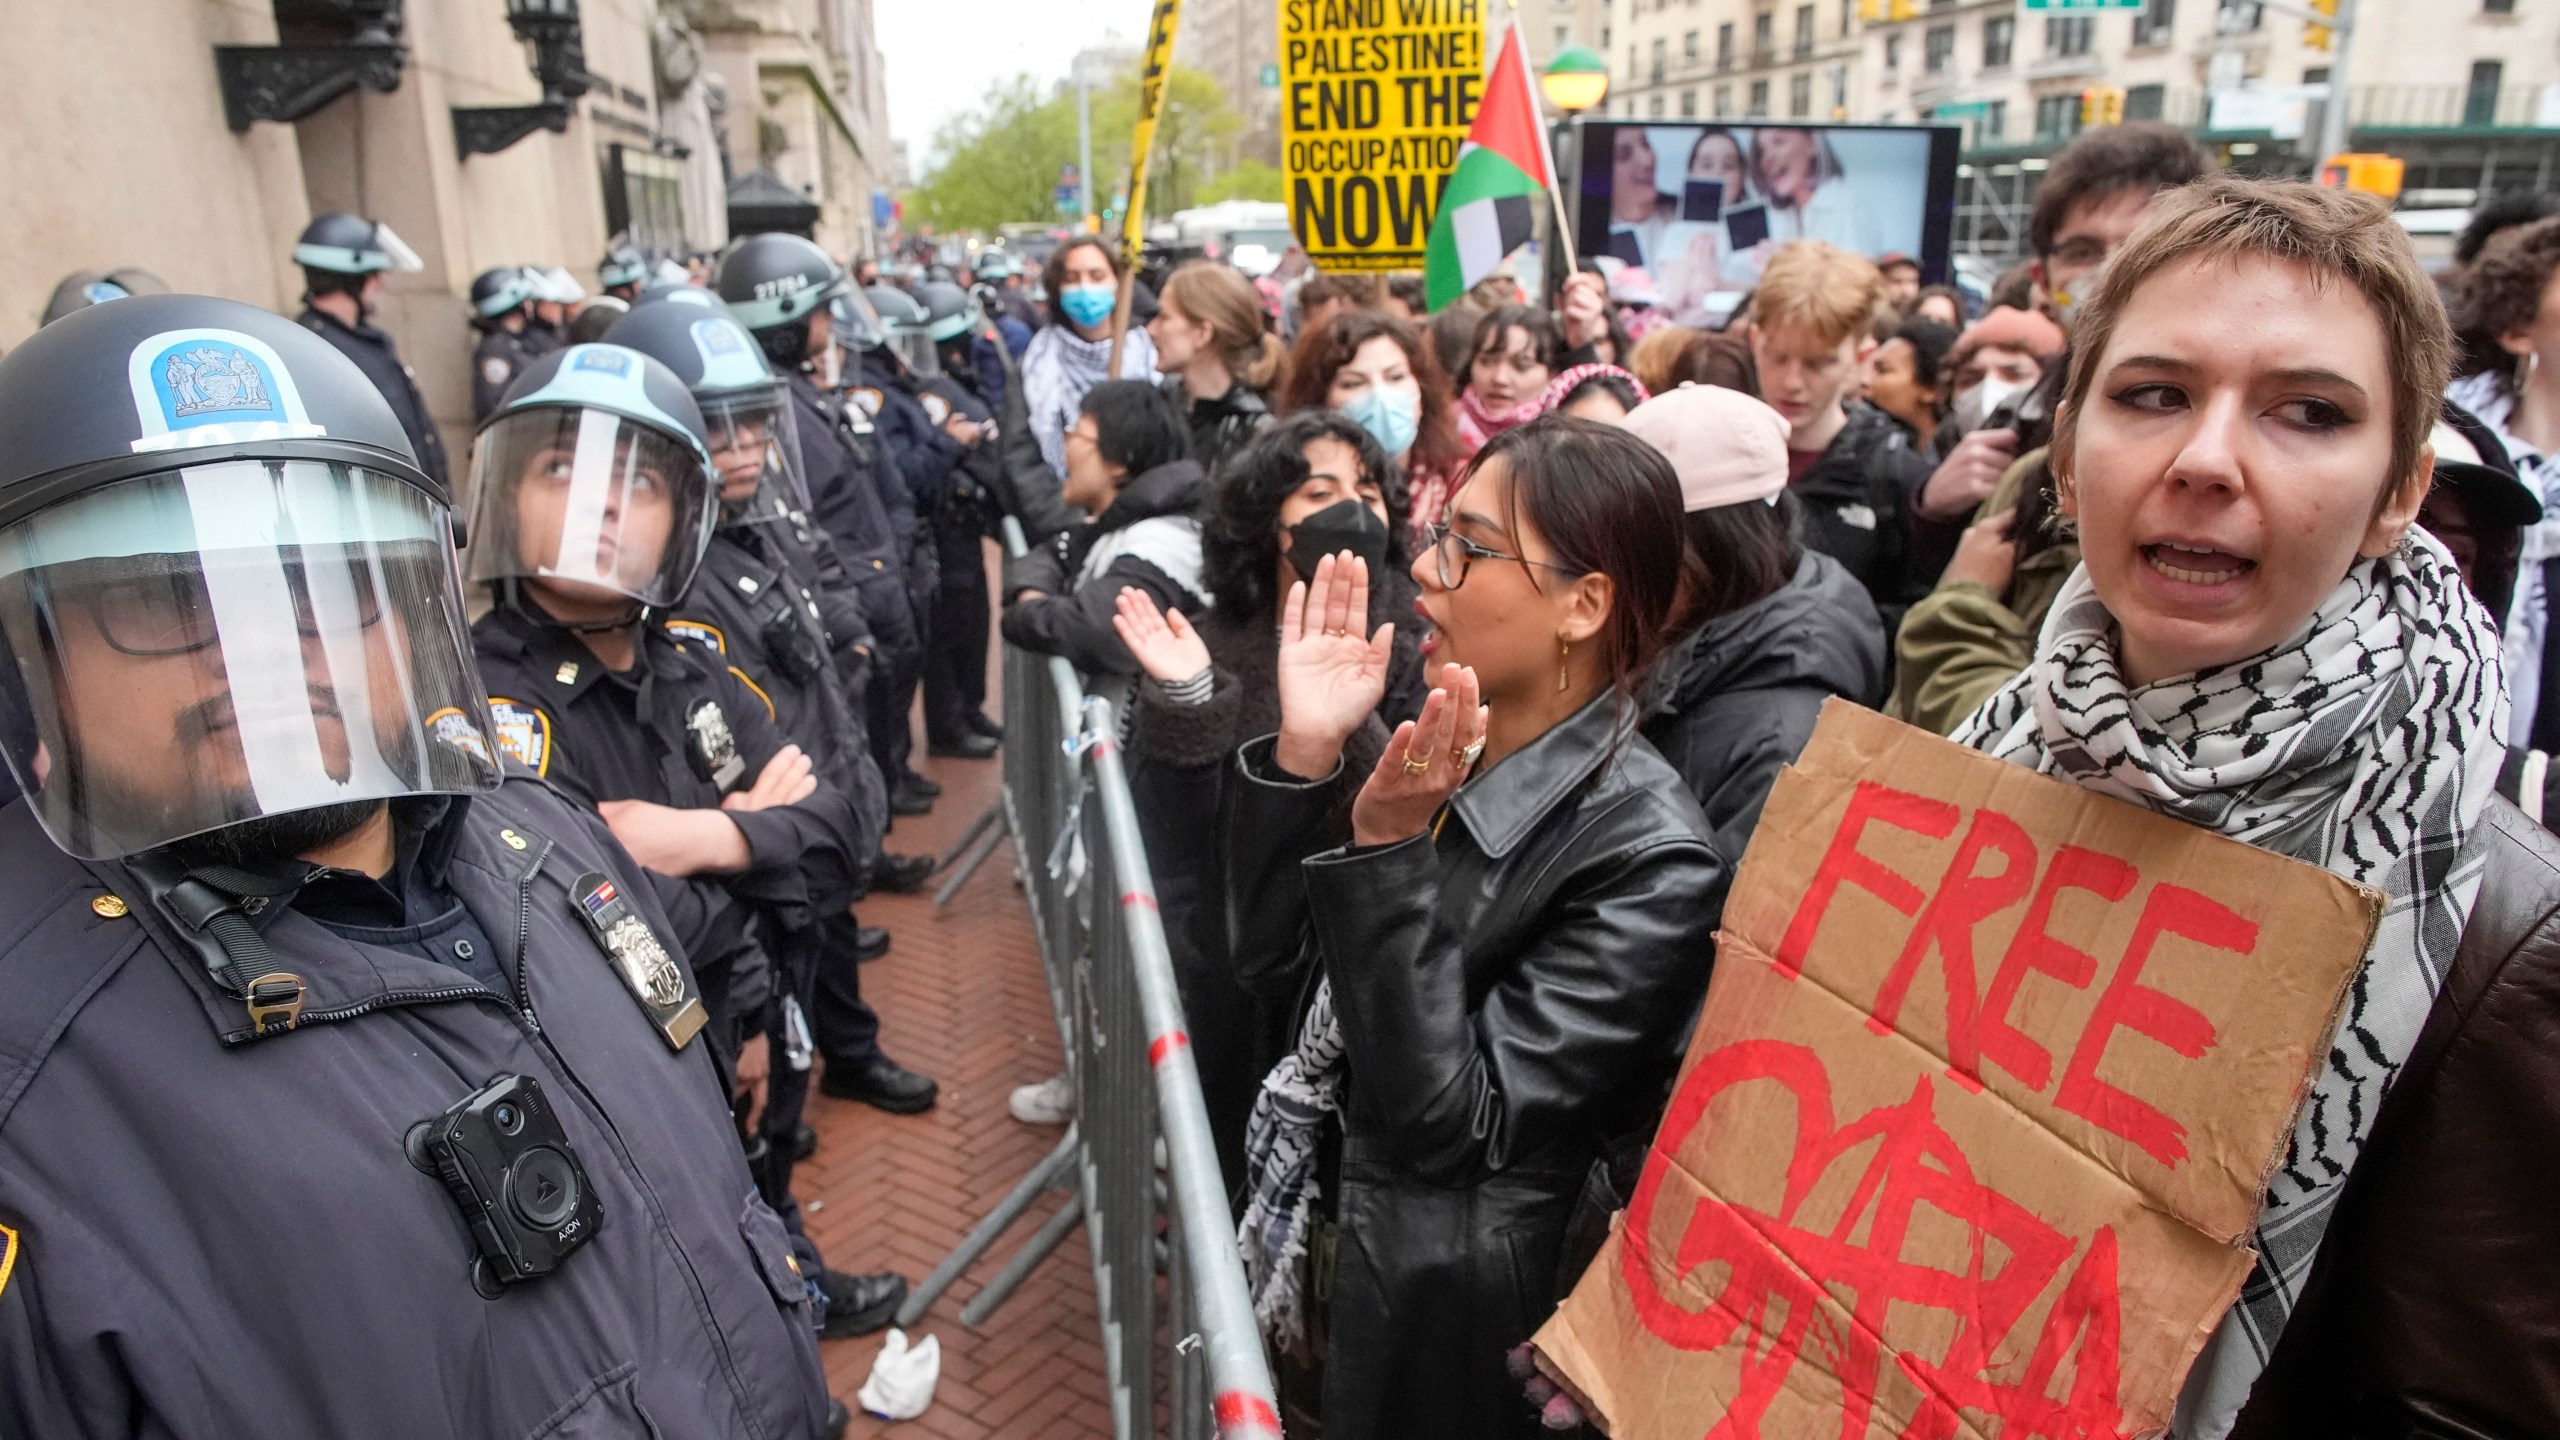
[125, 329, 324, 455]
[690, 317, 768, 388]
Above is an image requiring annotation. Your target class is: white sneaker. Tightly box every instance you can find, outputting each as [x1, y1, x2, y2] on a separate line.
[1008, 1073, 1075, 1125]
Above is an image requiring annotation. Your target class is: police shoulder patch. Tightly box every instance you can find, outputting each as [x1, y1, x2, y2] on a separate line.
[847, 386, 885, 418]
[424, 705, 493, 766]
[481, 355, 513, 387]
[488, 697, 553, 776]
[727, 666, 776, 722]
[919, 392, 953, 426]
[663, 617, 728, 654]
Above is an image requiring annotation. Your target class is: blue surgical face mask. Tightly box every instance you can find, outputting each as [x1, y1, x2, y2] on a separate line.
[1340, 384, 1419, 458]
[1059, 283, 1117, 330]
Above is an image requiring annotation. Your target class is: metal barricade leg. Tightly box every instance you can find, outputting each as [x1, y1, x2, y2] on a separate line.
[895, 1126, 1079, 1328]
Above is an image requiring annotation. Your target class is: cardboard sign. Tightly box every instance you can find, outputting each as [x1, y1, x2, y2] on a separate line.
[1279, 0, 1487, 272]
[1535, 702, 2379, 1439]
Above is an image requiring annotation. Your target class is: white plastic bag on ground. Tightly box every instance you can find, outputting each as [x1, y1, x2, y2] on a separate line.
[856, 1328, 940, 1421]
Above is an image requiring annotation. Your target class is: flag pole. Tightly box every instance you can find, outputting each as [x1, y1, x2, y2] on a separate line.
[1512, 6, 1579, 265]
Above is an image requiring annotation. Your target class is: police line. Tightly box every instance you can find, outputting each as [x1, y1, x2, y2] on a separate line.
[898, 522, 1282, 1440]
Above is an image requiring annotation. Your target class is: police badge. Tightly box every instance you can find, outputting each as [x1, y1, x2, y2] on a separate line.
[569, 871, 706, 1050]
[684, 698, 744, 789]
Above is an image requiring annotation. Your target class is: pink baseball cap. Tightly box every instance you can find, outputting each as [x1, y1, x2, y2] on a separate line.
[1621, 383, 1792, 513]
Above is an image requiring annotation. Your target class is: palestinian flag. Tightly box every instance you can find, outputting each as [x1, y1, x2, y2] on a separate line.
[1425, 22, 1557, 311]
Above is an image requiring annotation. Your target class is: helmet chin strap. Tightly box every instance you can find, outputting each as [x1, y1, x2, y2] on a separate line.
[500, 576, 647, 634]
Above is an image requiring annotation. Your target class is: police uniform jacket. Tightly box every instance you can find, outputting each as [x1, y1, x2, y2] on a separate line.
[852, 354, 957, 545]
[919, 370, 1001, 550]
[297, 305, 450, 493]
[0, 777, 830, 1439]
[470, 603, 864, 933]
[787, 374, 918, 660]
[667, 527, 889, 868]
[471, 324, 544, 423]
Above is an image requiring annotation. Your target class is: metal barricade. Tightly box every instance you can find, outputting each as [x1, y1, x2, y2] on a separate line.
[901, 519, 1281, 1440]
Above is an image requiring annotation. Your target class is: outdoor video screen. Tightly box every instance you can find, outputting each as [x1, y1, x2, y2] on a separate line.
[1571, 122, 1958, 326]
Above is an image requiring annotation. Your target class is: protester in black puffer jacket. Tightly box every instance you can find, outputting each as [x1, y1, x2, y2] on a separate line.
[1791, 399, 1934, 634]
[1000, 381, 1208, 675]
[1628, 383, 1888, 903]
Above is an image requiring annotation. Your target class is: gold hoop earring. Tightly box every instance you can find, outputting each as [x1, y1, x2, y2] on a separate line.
[1557, 637, 1572, 693]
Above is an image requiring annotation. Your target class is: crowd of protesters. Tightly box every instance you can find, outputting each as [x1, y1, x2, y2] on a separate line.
[6, 112, 2560, 1440]
[985, 118, 2560, 1440]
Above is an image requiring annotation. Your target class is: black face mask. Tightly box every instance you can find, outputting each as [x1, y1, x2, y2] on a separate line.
[1285, 499, 1390, 584]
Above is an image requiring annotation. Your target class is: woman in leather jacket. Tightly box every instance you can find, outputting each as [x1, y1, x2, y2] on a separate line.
[1949, 177, 2560, 1437]
[1110, 413, 1429, 1188]
[1223, 416, 1726, 1439]
[1148, 261, 1281, 478]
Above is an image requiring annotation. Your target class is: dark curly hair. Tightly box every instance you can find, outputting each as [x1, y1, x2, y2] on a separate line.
[2453, 213, 2560, 387]
[1277, 309, 1467, 476]
[1201, 410, 1409, 623]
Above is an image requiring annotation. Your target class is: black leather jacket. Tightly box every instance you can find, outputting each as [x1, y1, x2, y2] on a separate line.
[2232, 796, 2560, 1438]
[1223, 694, 1727, 1440]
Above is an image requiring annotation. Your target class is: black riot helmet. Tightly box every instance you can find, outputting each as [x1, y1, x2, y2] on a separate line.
[914, 280, 986, 374]
[566, 296, 629, 345]
[713, 234, 846, 371]
[294, 212, 424, 295]
[469, 266, 542, 331]
[0, 294, 501, 860]
[466, 344, 719, 617]
[864, 283, 940, 377]
[598, 244, 650, 295]
[40, 269, 170, 328]
[603, 298, 809, 523]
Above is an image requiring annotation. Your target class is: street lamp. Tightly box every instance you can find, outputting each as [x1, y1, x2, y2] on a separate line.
[1541, 46, 1612, 116]
[454, 0, 594, 158]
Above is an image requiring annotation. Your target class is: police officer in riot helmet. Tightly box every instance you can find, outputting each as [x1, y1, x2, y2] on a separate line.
[291, 211, 449, 493]
[844, 284, 965, 794]
[565, 295, 629, 345]
[598, 244, 650, 304]
[601, 298, 940, 1120]
[467, 266, 547, 423]
[0, 295, 839, 1439]
[713, 235, 940, 837]
[905, 279, 1008, 753]
[38, 268, 169, 327]
[462, 340, 916, 1340]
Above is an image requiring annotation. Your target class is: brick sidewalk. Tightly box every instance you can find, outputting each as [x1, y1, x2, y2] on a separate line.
[797, 733, 1114, 1439]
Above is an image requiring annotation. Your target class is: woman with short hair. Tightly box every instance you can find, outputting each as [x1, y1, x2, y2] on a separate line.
[1953, 175, 2560, 1437]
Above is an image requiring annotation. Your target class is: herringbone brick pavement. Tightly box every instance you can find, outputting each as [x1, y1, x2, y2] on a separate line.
[800, 706, 1114, 1436]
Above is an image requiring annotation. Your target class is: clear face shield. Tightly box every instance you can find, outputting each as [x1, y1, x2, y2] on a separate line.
[465, 407, 716, 612]
[0, 463, 501, 860]
[890, 327, 943, 379]
[699, 388, 810, 525]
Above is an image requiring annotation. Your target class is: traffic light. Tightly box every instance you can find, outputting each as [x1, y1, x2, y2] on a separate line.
[2080, 85, 2125, 128]
[2305, 0, 2337, 52]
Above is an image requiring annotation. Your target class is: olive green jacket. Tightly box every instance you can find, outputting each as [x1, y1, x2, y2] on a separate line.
[1885, 447, 2079, 736]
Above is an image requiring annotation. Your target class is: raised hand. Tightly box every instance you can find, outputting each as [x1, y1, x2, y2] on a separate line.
[1351, 663, 1488, 847]
[1273, 552, 1395, 780]
[1111, 586, 1214, 684]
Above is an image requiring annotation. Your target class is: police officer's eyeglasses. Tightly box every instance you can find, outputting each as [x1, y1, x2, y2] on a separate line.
[1420, 522, 1579, 590]
[70, 557, 387, 656]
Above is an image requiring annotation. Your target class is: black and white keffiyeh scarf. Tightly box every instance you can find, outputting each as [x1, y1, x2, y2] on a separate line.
[1238, 978, 1345, 1345]
[1952, 531, 2504, 1434]
[1021, 323, 1156, 475]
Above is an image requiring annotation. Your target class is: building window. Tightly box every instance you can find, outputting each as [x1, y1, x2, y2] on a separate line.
[2046, 15, 2093, 55]
[1715, 82, 1733, 115]
[1829, 62, 1847, 114]
[1982, 15, 2013, 68]
[1628, 44, 1638, 76]
[1749, 77, 1770, 115]
[2035, 91, 2084, 139]
[1983, 97, 2006, 140]
[2134, 0, 2176, 45]
[1885, 32, 1901, 71]
[1602, 25, 1611, 46]
[2486, 0, 2516, 12]
[2125, 82, 2165, 119]
[1681, 87, 1699, 115]
[2468, 59, 2504, 126]
[1753, 11, 1774, 58]
[1651, 36, 1667, 79]
[1685, 28, 1701, 59]
[1794, 4, 1815, 55]
[1717, 21, 1735, 68]
[1790, 70, 1812, 116]
[1556, 23, 1572, 48]
[1649, 92, 1667, 116]
[2216, 0, 2260, 33]
[1841, 0, 1854, 34]
[1924, 24, 1955, 74]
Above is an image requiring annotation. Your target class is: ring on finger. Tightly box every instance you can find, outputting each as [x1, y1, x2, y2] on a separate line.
[1453, 738, 1486, 769]
[1401, 753, 1433, 776]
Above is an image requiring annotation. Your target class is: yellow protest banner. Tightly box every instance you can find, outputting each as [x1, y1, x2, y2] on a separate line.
[1122, 0, 1185, 268]
[1280, 0, 1487, 273]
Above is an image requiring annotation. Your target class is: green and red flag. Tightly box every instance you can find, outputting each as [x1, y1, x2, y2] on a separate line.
[1424, 21, 1560, 311]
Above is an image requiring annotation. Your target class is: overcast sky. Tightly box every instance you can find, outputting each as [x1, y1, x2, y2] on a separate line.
[876, 0, 1157, 170]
